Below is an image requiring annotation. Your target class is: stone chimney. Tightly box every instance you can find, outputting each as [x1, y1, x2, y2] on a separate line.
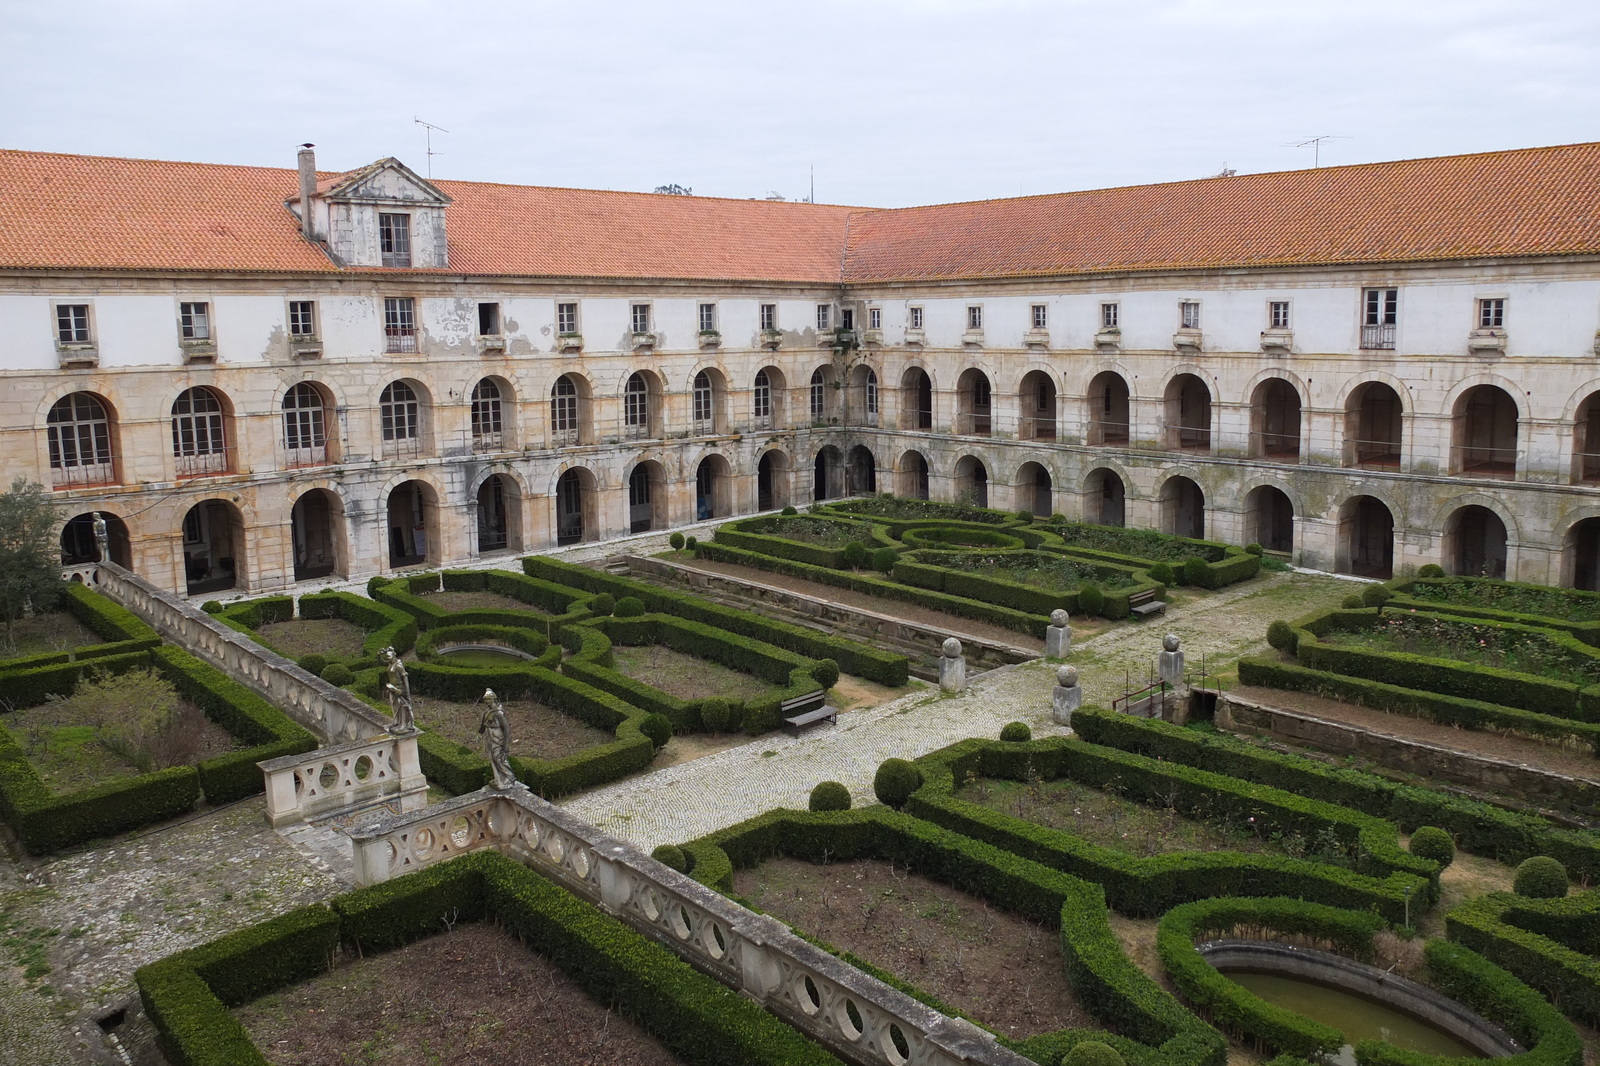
[297, 144, 317, 241]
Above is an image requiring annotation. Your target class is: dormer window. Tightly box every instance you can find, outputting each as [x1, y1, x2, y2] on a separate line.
[379, 213, 412, 268]
[180, 302, 212, 341]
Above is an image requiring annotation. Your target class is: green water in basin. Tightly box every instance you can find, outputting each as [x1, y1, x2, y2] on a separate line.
[1227, 971, 1484, 1066]
[437, 648, 526, 667]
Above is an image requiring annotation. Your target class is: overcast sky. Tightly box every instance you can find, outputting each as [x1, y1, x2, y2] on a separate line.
[4, 0, 1598, 207]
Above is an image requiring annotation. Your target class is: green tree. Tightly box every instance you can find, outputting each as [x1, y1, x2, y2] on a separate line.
[0, 478, 62, 649]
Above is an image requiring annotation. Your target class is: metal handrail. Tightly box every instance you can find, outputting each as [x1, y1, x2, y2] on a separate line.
[1361, 323, 1396, 349]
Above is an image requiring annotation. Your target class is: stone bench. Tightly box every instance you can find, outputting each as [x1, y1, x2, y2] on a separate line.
[781, 690, 837, 735]
[1129, 589, 1167, 618]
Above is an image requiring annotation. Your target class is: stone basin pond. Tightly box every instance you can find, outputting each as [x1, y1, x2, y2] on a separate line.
[1226, 972, 1482, 1064]
[434, 644, 539, 668]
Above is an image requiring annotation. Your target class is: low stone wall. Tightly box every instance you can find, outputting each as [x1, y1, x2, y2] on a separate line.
[92, 562, 391, 745]
[1216, 691, 1600, 818]
[350, 788, 1031, 1066]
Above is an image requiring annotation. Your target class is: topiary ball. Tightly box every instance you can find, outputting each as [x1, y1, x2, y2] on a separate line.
[1418, 563, 1446, 578]
[1341, 593, 1365, 609]
[873, 757, 923, 809]
[809, 781, 852, 812]
[1000, 721, 1032, 742]
[1078, 583, 1105, 617]
[1148, 562, 1176, 586]
[871, 546, 900, 573]
[652, 844, 688, 872]
[699, 697, 732, 733]
[320, 662, 355, 686]
[1016, 510, 1035, 523]
[669, 532, 685, 551]
[1514, 856, 1569, 898]
[1409, 826, 1455, 868]
[841, 540, 868, 569]
[781, 505, 799, 516]
[1183, 557, 1211, 586]
[1065, 1041, 1126, 1066]
[1244, 543, 1264, 557]
[1361, 583, 1393, 607]
[590, 593, 616, 617]
[298, 653, 330, 677]
[1266, 620, 1296, 653]
[812, 658, 841, 689]
[615, 596, 646, 617]
[640, 713, 673, 749]
[201, 600, 225, 614]
[685, 535, 698, 551]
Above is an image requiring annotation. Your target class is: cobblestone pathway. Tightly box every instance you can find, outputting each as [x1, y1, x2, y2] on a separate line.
[563, 569, 1357, 850]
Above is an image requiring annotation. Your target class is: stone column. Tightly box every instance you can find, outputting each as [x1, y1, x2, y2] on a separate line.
[939, 637, 966, 694]
[1051, 665, 1082, 727]
[1045, 608, 1072, 658]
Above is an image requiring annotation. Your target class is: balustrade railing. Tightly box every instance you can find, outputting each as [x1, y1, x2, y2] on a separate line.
[259, 733, 425, 828]
[1360, 323, 1396, 350]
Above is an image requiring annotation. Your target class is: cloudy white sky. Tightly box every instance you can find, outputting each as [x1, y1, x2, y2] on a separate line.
[3, 0, 1598, 207]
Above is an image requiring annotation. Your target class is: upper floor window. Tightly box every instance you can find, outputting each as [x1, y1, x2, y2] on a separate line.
[384, 297, 417, 353]
[46, 393, 114, 486]
[841, 308, 854, 330]
[379, 213, 412, 268]
[698, 303, 717, 332]
[693, 371, 713, 423]
[282, 383, 328, 465]
[631, 303, 652, 334]
[379, 381, 422, 447]
[1362, 287, 1398, 349]
[1101, 302, 1119, 328]
[172, 387, 228, 476]
[1479, 298, 1506, 328]
[551, 376, 579, 438]
[966, 305, 983, 330]
[810, 369, 826, 420]
[869, 307, 882, 330]
[180, 301, 211, 341]
[624, 372, 651, 429]
[557, 301, 579, 334]
[753, 369, 772, 420]
[288, 300, 317, 338]
[1180, 301, 1201, 329]
[478, 302, 501, 336]
[1269, 301, 1291, 329]
[865, 369, 879, 415]
[909, 306, 924, 330]
[759, 303, 777, 331]
[470, 379, 503, 449]
[1031, 304, 1047, 329]
[816, 304, 831, 330]
[56, 304, 92, 345]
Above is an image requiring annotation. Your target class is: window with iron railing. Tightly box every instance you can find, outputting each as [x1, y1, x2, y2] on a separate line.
[692, 371, 714, 425]
[1362, 288, 1398, 349]
[471, 379, 503, 451]
[753, 370, 772, 423]
[384, 297, 417, 353]
[380, 380, 423, 457]
[379, 213, 412, 268]
[551, 377, 579, 445]
[282, 383, 328, 466]
[624, 373, 651, 437]
[46, 393, 115, 487]
[171, 387, 228, 476]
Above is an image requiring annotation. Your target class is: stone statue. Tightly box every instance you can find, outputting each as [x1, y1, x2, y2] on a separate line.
[1051, 664, 1082, 726]
[939, 636, 966, 695]
[478, 688, 518, 790]
[377, 646, 415, 734]
[1045, 608, 1072, 658]
[91, 511, 109, 562]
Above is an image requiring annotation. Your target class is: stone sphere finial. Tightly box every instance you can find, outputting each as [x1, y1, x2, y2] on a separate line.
[1050, 608, 1069, 627]
[1163, 633, 1180, 653]
[941, 637, 962, 658]
[1057, 665, 1078, 687]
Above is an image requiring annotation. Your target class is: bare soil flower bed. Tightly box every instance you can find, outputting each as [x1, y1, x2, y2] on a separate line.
[236, 923, 687, 1066]
[1, 611, 103, 660]
[412, 694, 614, 760]
[609, 644, 784, 703]
[255, 617, 370, 660]
[418, 589, 550, 614]
[732, 857, 1092, 1038]
[5, 699, 238, 792]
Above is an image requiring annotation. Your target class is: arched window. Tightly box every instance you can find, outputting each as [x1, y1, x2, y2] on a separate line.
[551, 376, 579, 444]
[753, 369, 772, 422]
[693, 371, 713, 424]
[171, 387, 227, 476]
[624, 372, 650, 433]
[282, 383, 328, 466]
[379, 381, 420, 457]
[471, 379, 503, 450]
[865, 369, 879, 417]
[810, 369, 826, 420]
[46, 393, 114, 486]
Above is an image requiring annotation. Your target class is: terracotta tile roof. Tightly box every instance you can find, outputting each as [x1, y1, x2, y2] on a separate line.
[3, 142, 1600, 282]
[841, 142, 1600, 282]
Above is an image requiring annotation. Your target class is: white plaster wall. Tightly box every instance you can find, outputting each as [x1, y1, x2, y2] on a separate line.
[0, 295, 57, 370]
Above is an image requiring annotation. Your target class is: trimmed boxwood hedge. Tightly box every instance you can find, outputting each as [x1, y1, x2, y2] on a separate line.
[1036, 522, 1260, 589]
[1070, 707, 1600, 880]
[1391, 577, 1600, 645]
[0, 582, 163, 675]
[523, 555, 909, 685]
[217, 590, 419, 673]
[818, 496, 1021, 527]
[413, 623, 555, 664]
[903, 737, 1432, 922]
[712, 513, 888, 569]
[1447, 890, 1600, 1026]
[369, 569, 597, 634]
[892, 549, 1157, 620]
[897, 525, 1029, 551]
[138, 849, 842, 1066]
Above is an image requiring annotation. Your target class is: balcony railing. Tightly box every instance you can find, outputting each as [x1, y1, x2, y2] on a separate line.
[1361, 323, 1396, 350]
[1343, 438, 1402, 470]
[622, 420, 652, 441]
[284, 443, 328, 468]
[385, 331, 418, 354]
[472, 431, 504, 453]
[174, 447, 232, 478]
[1251, 431, 1300, 461]
[1453, 444, 1517, 480]
[551, 427, 581, 448]
[1019, 415, 1056, 441]
[50, 459, 117, 489]
[1088, 418, 1130, 445]
[382, 436, 425, 460]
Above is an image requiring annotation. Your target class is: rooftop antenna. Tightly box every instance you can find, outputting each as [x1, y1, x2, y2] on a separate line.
[1281, 135, 1350, 168]
[810, 165, 814, 204]
[413, 116, 449, 179]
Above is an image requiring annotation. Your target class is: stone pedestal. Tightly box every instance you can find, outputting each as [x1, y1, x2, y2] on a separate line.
[1045, 608, 1072, 658]
[1051, 665, 1082, 726]
[1157, 634, 1187, 722]
[939, 637, 966, 694]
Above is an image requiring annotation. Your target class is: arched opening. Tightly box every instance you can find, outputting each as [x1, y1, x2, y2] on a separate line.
[1245, 486, 1294, 554]
[290, 489, 345, 581]
[1084, 469, 1125, 527]
[379, 379, 428, 459]
[1164, 375, 1211, 452]
[622, 371, 661, 440]
[957, 369, 992, 435]
[61, 512, 131, 568]
[1566, 518, 1600, 591]
[551, 374, 590, 447]
[1250, 379, 1301, 462]
[1019, 371, 1057, 440]
[1087, 372, 1130, 446]
[1574, 392, 1600, 483]
[808, 365, 838, 423]
[555, 468, 598, 545]
[813, 446, 844, 501]
[900, 367, 933, 430]
[849, 365, 879, 427]
[691, 369, 726, 435]
[695, 454, 733, 520]
[476, 474, 522, 554]
[847, 445, 877, 495]
[753, 366, 786, 429]
[1344, 381, 1403, 469]
[954, 455, 989, 508]
[282, 382, 334, 467]
[386, 480, 439, 567]
[757, 451, 791, 511]
[1017, 462, 1053, 516]
[1452, 385, 1518, 479]
[628, 461, 669, 532]
[897, 451, 930, 500]
[1160, 476, 1205, 539]
[470, 378, 510, 452]
[171, 386, 232, 476]
[1443, 505, 1507, 578]
[1337, 496, 1394, 578]
[46, 392, 118, 488]
[180, 499, 245, 595]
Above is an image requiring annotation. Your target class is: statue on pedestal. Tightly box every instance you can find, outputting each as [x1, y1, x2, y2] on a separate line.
[91, 512, 109, 563]
[376, 646, 415, 734]
[478, 688, 518, 790]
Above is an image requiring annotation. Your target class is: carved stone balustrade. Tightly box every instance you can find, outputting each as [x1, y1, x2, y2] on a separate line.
[259, 733, 426, 828]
